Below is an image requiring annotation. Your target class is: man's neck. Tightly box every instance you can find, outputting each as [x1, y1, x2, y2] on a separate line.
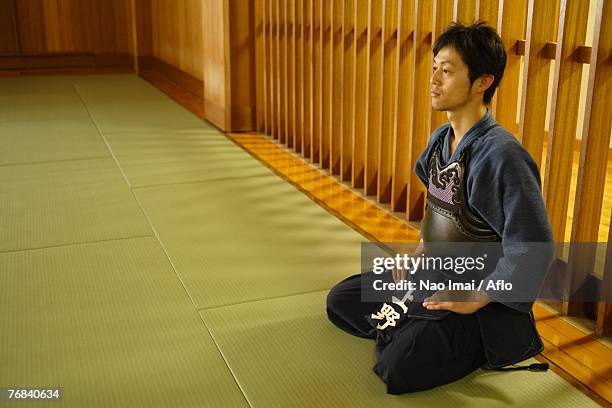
[447, 104, 487, 144]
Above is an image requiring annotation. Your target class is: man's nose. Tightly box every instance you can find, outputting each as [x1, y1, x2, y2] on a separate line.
[430, 71, 441, 85]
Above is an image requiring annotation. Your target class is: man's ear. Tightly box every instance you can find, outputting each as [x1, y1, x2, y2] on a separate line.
[476, 74, 495, 94]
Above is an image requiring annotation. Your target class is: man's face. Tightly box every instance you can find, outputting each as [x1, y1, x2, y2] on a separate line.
[430, 46, 476, 112]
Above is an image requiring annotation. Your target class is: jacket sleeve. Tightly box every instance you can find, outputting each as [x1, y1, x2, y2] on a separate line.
[466, 136, 555, 313]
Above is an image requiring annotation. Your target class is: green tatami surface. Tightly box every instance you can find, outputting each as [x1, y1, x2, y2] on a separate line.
[84, 100, 215, 134]
[104, 130, 273, 187]
[202, 291, 599, 408]
[134, 175, 365, 309]
[0, 158, 151, 252]
[0, 73, 602, 407]
[0, 118, 109, 165]
[0, 237, 247, 408]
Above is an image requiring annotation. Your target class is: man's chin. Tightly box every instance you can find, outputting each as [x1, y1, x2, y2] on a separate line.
[431, 104, 446, 112]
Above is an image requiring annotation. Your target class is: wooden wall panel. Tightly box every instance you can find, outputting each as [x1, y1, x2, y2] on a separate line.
[364, 0, 383, 196]
[341, 0, 355, 181]
[321, 0, 332, 167]
[303, 0, 313, 157]
[295, 0, 304, 153]
[453, 0, 476, 24]
[391, 0, 414, 212]
[494, 0, 527, 132]
[202, 0, 228, 129]
[255, 0, 266, 132]
[378, 0, 399, 204]
[150, 0, 203, 80]
[4, 0, 134, 70]
[263, 0, 272, 134]
[330, 0, 344, 174]
[135, 0, 152, 59]
[278, 0, 287, 144]
[475, 0, 498, 29]
[287, 0, 296, 148]
[42, 0, 90, 53]
[228, 0, 255, 130]
[406, 0, 432, 221]
[269, 0, 277, 138]
[518, 0, 558, 168]
[312, 0, 323, 162]
[543, 0, 589, 242]
[352, 0, 369, 188]
[0, 0, 20, 54]
[430, 0, 452, 133]
[93, 0, 134, 56]
[15, 0, 47, 53]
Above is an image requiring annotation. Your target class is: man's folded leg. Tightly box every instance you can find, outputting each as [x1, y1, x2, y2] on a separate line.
[373, 312, 487, 394]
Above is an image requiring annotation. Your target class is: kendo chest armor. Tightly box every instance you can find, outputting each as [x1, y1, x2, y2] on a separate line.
[422, 140, 500, 244]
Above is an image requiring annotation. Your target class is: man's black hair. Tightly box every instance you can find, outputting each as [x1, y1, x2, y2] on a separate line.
[433, 21, 506, 104]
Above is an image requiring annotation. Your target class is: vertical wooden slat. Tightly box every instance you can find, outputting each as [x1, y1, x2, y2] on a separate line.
[495, 0, 527, 133]
[364, 0, 384, 196]
[295, 0, 304, 153]
[352, 0, 369, 188]
[321, 0, 332, 168]
[378, 0, 399, 204]
[263, 0, 271, 135]
[406, 0, 432, 221]
[270, 0, 278, 139]
[341, 0, 355, 181]
[475, 0, 499, 29]
[543, 0, 588, 242]
[312, 0, 323, 162]
[453, 0, 476, 24]
[287, 0, 296, 149]
[430, 0, 453, 134]
[254, 0, 266, 132]
[517, 0, 557, 168]
[303, 0, 313, 158]
[391, 0, 414, 212]
[566, 0, 611, 317]
[279, 0, 287, 144]
[330, 0, 344, 174]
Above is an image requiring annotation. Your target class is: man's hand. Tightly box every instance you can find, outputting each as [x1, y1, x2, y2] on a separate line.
[423, 290, 491, 314]
[392, 267, 406, 284]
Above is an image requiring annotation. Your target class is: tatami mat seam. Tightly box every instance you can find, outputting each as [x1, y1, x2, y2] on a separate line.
[196, 288, 331, 314]
[131, 173, 274, 191]
[73, 81, 255, 408]
[0, 155, 110, 168]
[0, 234, 154, 256]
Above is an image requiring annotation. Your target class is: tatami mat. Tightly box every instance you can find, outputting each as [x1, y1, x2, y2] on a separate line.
[104, 130, 274, 187]
[84, 100, 214, 134]
[201, 291, 600, 408]
[0, 118, 109, 165]
[74, 75, 168, 105]
[0, 237, 248, 408]
[0, 75, 77, 96]
[0, 98, 89, 123]
[0, 158, 151, 252]
[134, 175, 366, 309]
